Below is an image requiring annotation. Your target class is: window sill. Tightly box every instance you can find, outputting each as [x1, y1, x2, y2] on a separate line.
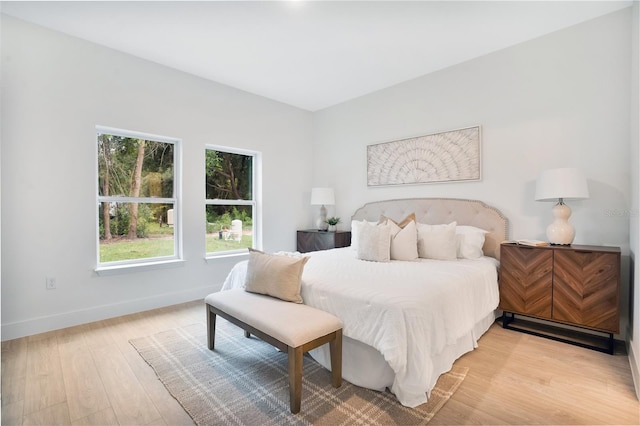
[204, 251, 249, 264]
[95, 259, 185, 276]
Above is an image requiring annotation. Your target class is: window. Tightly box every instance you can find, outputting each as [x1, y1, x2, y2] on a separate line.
[205, 146, 260, 256]
[97, 127, 181, 268]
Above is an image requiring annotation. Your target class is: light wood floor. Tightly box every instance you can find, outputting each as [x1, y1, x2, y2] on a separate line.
[2, 300, 639, 425]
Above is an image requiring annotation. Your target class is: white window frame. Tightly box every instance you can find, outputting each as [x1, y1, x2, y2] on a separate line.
[205, 144, 262, 259]
[95, 126, 183, 274]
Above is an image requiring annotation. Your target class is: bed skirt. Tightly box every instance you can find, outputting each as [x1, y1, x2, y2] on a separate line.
[309, 310, 496, 402]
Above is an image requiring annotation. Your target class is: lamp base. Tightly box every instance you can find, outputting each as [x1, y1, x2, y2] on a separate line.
[546, 203, 575, 245]
[316, 205, 328, 231]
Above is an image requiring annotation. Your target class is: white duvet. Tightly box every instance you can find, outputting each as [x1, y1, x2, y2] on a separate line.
[221, 247, 499, 407]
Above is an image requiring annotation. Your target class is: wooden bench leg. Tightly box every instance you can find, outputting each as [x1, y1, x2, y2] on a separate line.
[330, 329, 342, 388]
[288, 345, 303, 414]
[206, 305, 216, 350]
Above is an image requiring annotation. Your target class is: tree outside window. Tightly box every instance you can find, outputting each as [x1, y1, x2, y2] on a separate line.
[97, 127, 180, 266]
[205, 146, 259, 255]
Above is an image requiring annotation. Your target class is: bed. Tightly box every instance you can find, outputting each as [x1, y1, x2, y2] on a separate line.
[221, 198, 508, 407]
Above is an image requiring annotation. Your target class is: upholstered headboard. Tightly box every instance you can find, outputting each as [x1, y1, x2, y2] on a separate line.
[351, 198, 509, 260]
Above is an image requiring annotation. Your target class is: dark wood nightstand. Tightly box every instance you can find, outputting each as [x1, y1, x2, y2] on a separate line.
[499, 242, 620, 354]
[297, 230, 351, 253]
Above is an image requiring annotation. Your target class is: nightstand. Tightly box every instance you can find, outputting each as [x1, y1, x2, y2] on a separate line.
[499, 242, 620, 354]
[297, 230, 351, 253]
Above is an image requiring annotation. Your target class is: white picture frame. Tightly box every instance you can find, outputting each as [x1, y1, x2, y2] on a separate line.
[367, 126, 481, 186]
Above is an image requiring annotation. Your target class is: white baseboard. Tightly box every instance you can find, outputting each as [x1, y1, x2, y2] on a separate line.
[1, 285, 216, 341]
[629, 339, 640, 401]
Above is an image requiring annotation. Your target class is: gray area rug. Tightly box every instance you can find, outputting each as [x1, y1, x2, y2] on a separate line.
[130, 320, 467, 425]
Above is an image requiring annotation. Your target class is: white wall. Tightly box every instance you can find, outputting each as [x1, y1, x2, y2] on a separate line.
[314, 10, 633, 335]
[629, 0, 640, 399]
[0, 16, 314, 340]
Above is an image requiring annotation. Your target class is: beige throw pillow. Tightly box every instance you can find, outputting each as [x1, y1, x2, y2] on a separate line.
[379, 213, 417, 228]
[385, 218, 418, 261]
[244, 248, 309, 303]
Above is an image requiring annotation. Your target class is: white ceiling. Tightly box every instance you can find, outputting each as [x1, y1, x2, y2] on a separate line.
[1, 1, 632, 111]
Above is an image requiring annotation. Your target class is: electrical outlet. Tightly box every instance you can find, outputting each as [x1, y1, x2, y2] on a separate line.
[46, 277, 57, 290]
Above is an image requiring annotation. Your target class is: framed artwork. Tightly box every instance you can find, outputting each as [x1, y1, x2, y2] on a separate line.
[367, 126, 481, 186]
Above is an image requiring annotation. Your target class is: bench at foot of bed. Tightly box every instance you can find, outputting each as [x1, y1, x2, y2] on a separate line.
[205, 290, 343, 414]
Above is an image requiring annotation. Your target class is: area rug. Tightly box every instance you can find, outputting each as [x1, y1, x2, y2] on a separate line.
[130, 320, 467, 425]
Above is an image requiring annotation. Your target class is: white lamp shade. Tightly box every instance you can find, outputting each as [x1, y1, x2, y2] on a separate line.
[534, 168, 589, 201]
[310, 187, 335, 205]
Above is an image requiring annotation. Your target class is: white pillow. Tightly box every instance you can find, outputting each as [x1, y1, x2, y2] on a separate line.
[417, 221, 457, 260]
[455, 225, 488, 259]
[356, 221, 391, 262]
[350, 219, 378, 251]
[387, 220, 418, 261]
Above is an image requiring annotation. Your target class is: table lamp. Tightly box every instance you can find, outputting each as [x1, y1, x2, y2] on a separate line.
[534, 168, 589, 245]
[310, 187, 334, 231]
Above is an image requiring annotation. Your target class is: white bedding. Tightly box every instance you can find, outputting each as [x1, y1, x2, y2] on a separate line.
[221, 247, 499, 407]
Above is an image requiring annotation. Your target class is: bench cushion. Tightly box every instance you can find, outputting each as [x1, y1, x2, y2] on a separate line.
[205, 290, 342, 348]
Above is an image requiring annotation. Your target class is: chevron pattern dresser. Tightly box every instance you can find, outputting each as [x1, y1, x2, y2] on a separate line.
[499, 242, 620, 354]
